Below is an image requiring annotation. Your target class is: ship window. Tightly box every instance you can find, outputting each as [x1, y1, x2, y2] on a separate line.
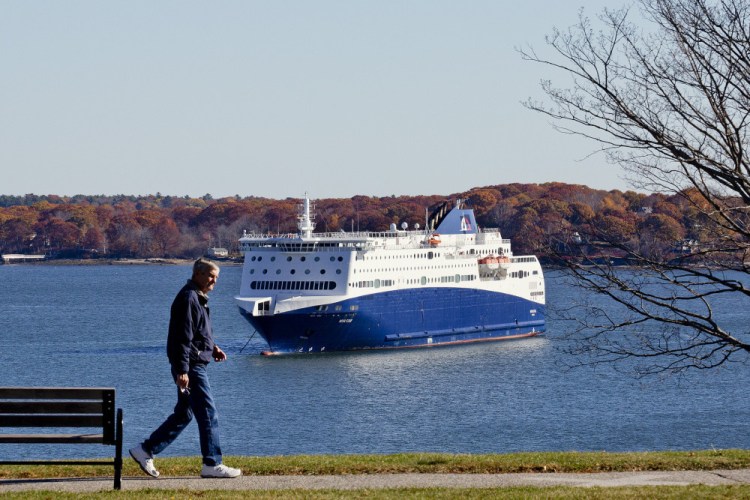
[276, 269, 281, 274]
[269, 256, 274, 261]
[338, 256, 343, 261]
[320, 269, 326, 274]
[251, 256, 257, 261]
[336, 269, 341, 274]
[330, 256, 335, 262]
[258, 256, 263, 261]
[428, 251, 434, 259]
[350, 305, 359, 311]
[287, 256, 292, 261]
[305, 269, 310, 274]
[314, 256, 320, 262]
[301, 256, 306, 262]
[262, 269, 268, 274]
[291, 269, 296, 274]
[249, 269, 255, 274]
[420, 276, 427, 285]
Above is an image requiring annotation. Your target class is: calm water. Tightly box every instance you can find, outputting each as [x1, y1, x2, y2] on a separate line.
[2, 264, 749, 460]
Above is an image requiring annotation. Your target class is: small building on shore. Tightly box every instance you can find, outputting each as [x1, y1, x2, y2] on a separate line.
[207, 247, 229, 259]
[1, 254, 46, 264]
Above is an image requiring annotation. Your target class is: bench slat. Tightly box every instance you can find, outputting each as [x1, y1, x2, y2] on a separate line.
[0, 402, 103, 414]
[0, 415, 103, 427]
[0, 387, 114, 400]
[0, 433, 104, 443]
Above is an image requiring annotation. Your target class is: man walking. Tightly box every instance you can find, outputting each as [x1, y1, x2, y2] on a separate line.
[130, 258, 241, 478]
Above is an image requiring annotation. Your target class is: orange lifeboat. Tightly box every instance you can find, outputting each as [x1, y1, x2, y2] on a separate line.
[427, 233, 441, 246]
[478, 255, 511, 270]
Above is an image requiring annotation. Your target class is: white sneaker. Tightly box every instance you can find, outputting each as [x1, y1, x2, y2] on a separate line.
[129, 444, 160, 478]
[201, 463, 242, 478]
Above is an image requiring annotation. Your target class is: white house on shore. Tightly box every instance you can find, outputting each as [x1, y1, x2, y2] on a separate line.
[1, 254, 46, 264]
[207, 248, 229, 258]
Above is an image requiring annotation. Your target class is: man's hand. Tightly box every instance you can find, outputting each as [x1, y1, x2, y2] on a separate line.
[213, 345, 227, 362]
[176, 373, 189, 391]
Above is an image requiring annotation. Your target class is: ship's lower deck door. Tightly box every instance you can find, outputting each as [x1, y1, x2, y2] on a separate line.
[256, 300, 271, 315]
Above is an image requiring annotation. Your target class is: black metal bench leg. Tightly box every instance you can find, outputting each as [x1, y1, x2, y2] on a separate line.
[114, 408, 123, 490]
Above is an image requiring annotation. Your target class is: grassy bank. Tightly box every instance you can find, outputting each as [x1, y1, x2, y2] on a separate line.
[1, 450, 749, 480]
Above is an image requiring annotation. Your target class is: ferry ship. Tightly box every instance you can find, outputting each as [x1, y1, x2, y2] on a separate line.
[235, 196, 545, 355]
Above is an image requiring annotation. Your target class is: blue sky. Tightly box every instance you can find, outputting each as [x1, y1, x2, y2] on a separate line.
[1, 0, 627, 199]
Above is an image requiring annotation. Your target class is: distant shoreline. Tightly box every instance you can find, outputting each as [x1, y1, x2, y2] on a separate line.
[1, 258, 242, 266]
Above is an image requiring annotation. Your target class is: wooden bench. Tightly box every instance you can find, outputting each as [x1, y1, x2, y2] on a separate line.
[0, 387, 123, 490]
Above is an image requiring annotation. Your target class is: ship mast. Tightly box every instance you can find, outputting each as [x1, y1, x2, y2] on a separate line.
[297, 193, 316, 238]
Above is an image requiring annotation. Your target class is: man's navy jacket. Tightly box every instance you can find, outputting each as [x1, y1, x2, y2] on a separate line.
[167, 280, 216, 374]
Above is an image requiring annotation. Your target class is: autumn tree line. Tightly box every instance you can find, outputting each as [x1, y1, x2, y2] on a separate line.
[0, 183, 701, 262]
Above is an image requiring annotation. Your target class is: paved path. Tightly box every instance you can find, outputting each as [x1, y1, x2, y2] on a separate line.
[1, 470, 750, 493]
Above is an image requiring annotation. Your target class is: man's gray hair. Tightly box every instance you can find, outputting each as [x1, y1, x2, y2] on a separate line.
[193, 258, 219, 276]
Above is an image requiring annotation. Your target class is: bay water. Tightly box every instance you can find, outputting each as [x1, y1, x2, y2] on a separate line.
[2, 264, 748, 460]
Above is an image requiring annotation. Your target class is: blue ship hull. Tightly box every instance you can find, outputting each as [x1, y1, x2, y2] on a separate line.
[239, 287, 545, 354]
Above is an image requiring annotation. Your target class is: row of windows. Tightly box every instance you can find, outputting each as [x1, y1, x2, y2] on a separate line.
[250, 281, 337, 291]
[364, 252, 441, 260]
[250, 255, 344, 263]
[351, 274, 476, 288]
[530, 291, 545, 297]
[250, 268, 342, 275]
[316, 304, 359, 311]
[354, 263, 472, 274]
[351, 279, 395, 288]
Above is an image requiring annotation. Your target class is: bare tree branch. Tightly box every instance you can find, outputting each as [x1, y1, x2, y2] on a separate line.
[521, 0, 750, 373]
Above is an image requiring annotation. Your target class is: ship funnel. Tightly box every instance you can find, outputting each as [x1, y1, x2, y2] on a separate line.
[297, 194, 316, 238]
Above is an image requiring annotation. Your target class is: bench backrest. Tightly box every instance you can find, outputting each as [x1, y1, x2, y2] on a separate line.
[0, 387, 117, 445]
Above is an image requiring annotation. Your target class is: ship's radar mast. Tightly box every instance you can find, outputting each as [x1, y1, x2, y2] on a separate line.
[298, 193, 316, 238]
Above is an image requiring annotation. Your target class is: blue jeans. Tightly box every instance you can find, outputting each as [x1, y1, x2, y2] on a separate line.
[143, 363, 223, 466]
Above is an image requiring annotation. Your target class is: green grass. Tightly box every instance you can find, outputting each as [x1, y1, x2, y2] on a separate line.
[1, 449, 749, 480]
[2, 486, 750, 499]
